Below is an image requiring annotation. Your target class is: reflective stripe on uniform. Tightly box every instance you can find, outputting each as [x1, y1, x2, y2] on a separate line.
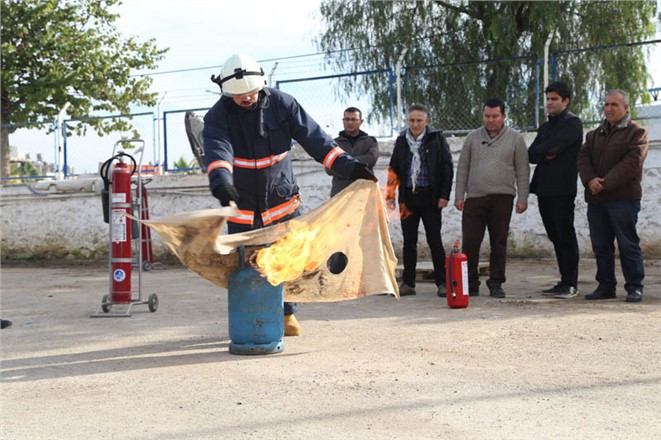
[261, 195, 301, 226]
[228, 209, 254, 225]
[234, 152, 288, 169]
[322, 146, 344, 169]
[228, 195, 301, 227]
[207, 160, 233, 174]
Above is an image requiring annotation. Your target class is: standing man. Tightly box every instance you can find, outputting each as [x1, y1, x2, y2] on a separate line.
[386, 104, 454, 297]
[577, 89, 648, 302]
[528, 81, 583, 298]
[454, 98, 530, 298]
[204, 54, 376, 336]
[327, 107, 379, 197]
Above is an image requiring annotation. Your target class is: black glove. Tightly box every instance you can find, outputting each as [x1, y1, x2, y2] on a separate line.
[349, 162, 377, 182]
[212, 185, 239, 207]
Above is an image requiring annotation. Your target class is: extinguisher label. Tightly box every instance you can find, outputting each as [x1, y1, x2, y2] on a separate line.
[461, 260, 469, 296]
[112, 193, 126, 203]
[111, 209, 127, 242]
[113, 269, 126, 282]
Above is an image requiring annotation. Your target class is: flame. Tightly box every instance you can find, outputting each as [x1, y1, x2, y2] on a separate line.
[383, 167, 411, 220]
[385, 167, 398, 202]
[253, 220, 339, 286]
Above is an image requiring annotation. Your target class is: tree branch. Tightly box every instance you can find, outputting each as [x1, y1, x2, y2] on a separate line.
[433, 0, 472, 17]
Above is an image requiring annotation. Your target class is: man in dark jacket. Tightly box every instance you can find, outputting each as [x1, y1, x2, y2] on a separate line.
[327, 107, 379, 197]
[385, 104, 454, 297]
[528, 81, 583, 298]
[577, 89, 648, 303]
[204, 54, 376, 335]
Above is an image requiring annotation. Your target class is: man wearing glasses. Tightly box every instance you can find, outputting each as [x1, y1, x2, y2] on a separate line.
[327, 107, 379, 197]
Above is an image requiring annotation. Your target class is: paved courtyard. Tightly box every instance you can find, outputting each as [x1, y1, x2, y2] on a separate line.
[1, 258, 660, 439]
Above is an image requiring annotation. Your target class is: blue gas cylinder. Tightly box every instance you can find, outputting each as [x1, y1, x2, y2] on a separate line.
[228, 263, 284, 355]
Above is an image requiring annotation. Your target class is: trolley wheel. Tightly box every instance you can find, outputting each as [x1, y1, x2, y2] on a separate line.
[148, 293, 159, 312]
[142, 261, 152, 271]
[101, 294, 111, 313]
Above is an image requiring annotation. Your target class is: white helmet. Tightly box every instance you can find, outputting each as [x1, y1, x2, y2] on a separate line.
[212, 54, 266, 96]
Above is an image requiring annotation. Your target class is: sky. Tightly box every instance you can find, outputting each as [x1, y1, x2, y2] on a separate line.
[110, 0, 661, 103]
[10, 0, 661, 175]
[111, 0, 327, 111]
[11, 0, 331, 174]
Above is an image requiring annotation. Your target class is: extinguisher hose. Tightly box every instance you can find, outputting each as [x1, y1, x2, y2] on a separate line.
[99, 153, 138, 224]
[100, 152, 137, 185]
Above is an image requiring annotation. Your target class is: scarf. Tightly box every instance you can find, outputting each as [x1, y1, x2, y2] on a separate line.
[406, 129, 425, 191]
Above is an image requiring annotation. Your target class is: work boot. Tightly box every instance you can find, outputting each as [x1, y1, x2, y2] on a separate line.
[437, 284, 446, 298]
[284, 314, 301, 337]
[0, 319, 12, 329]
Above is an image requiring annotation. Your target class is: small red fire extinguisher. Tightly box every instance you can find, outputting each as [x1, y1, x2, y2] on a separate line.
[110, 159, 134, 304]
[446, 240, 469, 308]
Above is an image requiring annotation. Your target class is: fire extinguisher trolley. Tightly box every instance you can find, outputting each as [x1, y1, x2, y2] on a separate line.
[91, 139, 158, 317]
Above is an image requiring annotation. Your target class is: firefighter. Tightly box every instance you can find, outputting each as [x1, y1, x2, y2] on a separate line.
[203, 54, 376, 336]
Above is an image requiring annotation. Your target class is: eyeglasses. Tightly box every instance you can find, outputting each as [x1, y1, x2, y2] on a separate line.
[342, 118, 361, 122]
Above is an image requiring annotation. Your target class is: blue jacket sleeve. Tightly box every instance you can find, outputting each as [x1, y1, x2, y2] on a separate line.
[203, 104, 235, 192]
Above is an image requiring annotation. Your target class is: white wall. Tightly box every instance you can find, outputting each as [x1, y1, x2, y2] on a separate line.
[1, 135, 660, 262]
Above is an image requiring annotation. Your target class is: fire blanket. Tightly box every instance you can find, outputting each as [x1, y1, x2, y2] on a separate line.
[137, 180, 399, 301]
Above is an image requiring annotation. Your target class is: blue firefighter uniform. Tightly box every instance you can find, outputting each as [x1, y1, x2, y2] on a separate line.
[204, 87, 361, 230]
[203, 87, 370, 317]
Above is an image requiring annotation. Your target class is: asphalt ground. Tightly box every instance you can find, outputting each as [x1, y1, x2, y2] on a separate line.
[1, 258, 660, 439]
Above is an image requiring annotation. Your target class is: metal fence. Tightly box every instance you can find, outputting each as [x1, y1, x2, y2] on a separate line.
[63, 112, 157, 176]
[4, 42, 661, 181]
[3, 120, 57, 180]
[3, 112, 157, 180]
[276, 68, 395, 137]
[404, 56, 541, 133]
[162, 108, 209, 172]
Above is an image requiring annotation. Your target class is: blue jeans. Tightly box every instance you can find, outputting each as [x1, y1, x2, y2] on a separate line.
[587, 200, 645, 293]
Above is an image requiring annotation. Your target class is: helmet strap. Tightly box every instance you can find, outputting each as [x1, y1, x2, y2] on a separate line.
[218, 67, 264, 85]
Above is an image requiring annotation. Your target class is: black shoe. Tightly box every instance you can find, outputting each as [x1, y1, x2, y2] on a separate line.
[542, 283, 563, 294]
[625, 290, 643, 303]
[399, 283, 416, 296]
[437, 284, 447, 298]
[1, 319, 12, 329]
[554, 285, 578, 299]
[468, 286, 479, 296]
[585, 288, 616, 300]
[489, 286, 506, 298]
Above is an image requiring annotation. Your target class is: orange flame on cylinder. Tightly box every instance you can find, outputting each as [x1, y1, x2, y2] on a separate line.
[253, 220, 338, 286]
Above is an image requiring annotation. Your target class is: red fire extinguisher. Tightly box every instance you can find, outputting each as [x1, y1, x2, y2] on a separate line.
[446, 240, 469, 308]
[110, 159, 134, 304]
